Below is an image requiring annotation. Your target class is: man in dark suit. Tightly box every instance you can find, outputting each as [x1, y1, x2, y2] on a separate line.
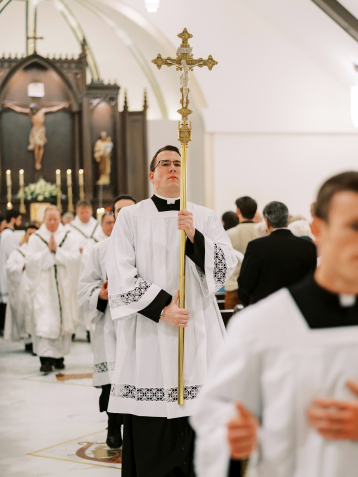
[238, 201, 317, 306]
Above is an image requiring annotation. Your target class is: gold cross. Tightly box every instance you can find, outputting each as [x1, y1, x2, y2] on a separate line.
[152, 28, 217, 144]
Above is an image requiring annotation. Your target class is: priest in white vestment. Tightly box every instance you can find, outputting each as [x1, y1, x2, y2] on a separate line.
[26, 206, 80, 373]
[107, 146, 237, 477]
[64, 199, 104, 339]
[81, 211, 115, 269]
[78, 194, 136, 450]
[191, 171, 358, 477]
[4, 224, 38, 343]
[0, 209, 22, 335]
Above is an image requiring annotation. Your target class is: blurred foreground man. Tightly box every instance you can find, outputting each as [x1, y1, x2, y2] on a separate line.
[4, 224, 38, 344]
[26, 206, 80, 372]
[78, 195, 136, 449]
[107, 145, 237, 477]
[192, 171, 358, 477]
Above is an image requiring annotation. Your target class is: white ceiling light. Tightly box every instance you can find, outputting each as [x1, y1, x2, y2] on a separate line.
[145, 0, 159, 13]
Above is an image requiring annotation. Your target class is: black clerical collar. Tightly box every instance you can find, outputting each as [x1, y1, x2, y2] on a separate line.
[289, 274, 358, 329]
[151, 194, 180, 212]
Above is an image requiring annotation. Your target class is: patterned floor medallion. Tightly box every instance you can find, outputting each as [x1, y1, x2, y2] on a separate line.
[27, 430, 122, 470]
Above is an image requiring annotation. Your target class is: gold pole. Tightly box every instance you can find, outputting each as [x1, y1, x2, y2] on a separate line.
[178, 143, 188, 405]
[152, 28, 217, 406]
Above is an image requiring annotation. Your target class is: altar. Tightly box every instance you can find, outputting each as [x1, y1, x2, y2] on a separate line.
[0, 40, 149, 220]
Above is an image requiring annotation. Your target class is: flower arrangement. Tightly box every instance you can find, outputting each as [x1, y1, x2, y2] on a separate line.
[17, 178, 66, 201]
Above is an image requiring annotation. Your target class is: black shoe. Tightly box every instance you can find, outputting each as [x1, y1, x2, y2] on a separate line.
[25, 342, 33, 353]
[53, 358, 65, 370]
[71, 333, 76, 341]
[106, 413, 123, 449]
[40, 362, 53, 373]
[86, 330, 91, 343]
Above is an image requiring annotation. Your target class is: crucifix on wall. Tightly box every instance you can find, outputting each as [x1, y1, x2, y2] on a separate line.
[3, 101, 70, 170]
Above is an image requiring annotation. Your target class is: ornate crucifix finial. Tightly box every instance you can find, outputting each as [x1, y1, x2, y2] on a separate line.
[152, 28, 217, 145]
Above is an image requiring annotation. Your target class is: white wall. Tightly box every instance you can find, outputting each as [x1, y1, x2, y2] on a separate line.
[213, 133, 358, 219]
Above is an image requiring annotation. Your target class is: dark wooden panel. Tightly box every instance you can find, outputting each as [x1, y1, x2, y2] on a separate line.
[126, 112, 149, 202]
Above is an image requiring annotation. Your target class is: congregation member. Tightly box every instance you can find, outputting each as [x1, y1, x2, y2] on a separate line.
[192, 171, 358, 477]
[0, 209, 22, 336]
[288, 218, 315, 241]
[62, 212, 74, 225]
[221, 211, 239, 231]
[26, 206, 80, 372]
[4, 224, 38, 345]
[224, 197, 257, 310]
[238, 201, 317, 305]
[78, 195, 136, 449]
[107, 145, 237, 477]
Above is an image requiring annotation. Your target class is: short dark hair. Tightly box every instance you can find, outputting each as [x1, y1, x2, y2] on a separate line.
[101, 211, 114, 223]
[263, 201, 289, 228]
[112, 194, 137, 213]
[235, 196, 257, 220]
[25, 224, 39, 232]
[221, 211, 239, 231]
[76, 199, 92, 209]
[5, 209, 21, 223]
[315, 171, 358, 221]
[149, 145, 181, 172]
[0, 215, 4, 223]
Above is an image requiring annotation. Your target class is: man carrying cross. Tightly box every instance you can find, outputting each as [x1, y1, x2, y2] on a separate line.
[107, 145, 237, 477]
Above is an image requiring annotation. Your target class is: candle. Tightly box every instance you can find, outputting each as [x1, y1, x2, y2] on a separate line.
[19, 169, 24, 186]
[67, 169, 72, 186]
[6, 170, 11, 186]
[79, 169, 84, 186]
[56, 169, 61, 186]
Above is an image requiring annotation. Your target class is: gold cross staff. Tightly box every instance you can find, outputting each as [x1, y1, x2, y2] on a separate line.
[152, 28, 218, 406]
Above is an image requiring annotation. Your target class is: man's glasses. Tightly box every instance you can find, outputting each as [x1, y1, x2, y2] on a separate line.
[153, 160, 181, 171]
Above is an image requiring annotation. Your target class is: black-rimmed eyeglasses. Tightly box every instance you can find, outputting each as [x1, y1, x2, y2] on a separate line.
[153, 160, 182, 171]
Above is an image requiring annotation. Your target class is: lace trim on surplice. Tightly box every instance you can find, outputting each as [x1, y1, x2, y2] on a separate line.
[110, 383, 203, 403]
[109, 278, 152, 309]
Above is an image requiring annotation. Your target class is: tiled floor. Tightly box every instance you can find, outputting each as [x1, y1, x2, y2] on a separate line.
[0, 338, 121, 476]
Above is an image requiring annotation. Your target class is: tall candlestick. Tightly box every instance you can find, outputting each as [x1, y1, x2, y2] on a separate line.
[6, 170, 12, 210]
[67, 169, 74, 212]
[56, 169, 62, 212]
[19, 169, 26, 214]
[79, 169, 84, 201]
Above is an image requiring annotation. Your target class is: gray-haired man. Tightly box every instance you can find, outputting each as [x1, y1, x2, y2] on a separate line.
[238, 201, 317, 305]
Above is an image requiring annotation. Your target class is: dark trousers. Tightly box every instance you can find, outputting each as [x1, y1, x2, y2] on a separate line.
[100, 384, 112, 413]
[122, 414, 195, 477]
[0, 303, 6, 332]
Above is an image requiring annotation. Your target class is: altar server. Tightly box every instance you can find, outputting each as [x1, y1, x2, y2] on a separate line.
[80, 211, 115, 268]
[26, 206, 80, 372]
[65, 199, 104, 250]
[78, 195, 136, 449]
[0, 209, 22, 335]
[4, 224, 38, 343]
[107, 145, 237, 477]
[191, 171, 358, 477]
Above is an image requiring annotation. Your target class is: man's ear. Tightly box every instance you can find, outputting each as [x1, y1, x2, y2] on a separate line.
[149, 171, 154, 185]
[310, 217, 322, 239]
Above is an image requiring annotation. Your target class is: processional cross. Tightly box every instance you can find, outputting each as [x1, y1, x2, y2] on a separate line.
[152, 29, 218, 406]
[27, 26, 44, 54]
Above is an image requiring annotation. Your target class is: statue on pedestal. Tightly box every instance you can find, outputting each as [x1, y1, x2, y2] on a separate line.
[94, 131, 113, 185]
[3, 100, 69, 170]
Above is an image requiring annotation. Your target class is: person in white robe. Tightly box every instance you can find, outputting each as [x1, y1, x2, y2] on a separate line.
[0, 209, 23, 336]
[80, 211, 115, 270]
[64, 199, 104, 340]
[4, 224, 38, 344]
[26, 206, 80, 373]
[107, 145, 237, 477]
[191, 171, 358, 477]
[78, 195, 136, 450]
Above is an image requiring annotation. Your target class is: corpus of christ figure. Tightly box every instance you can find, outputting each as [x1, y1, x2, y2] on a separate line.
[3, 100, 69, 170]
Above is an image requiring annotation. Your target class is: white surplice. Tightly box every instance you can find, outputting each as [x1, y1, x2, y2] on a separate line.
[64, 216, 104, 250]
[106, 198, 237, 419]
[25, 224, 80, 358]
[78, 238, 117, 386]
[4, 244, 30, 341]
[191, 288, 358, 477]
[0, 228, 21, 304]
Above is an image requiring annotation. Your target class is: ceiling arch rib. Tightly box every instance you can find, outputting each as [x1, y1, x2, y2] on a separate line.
[72, 0, 168, 118]
[0, 0, 13, 14]
[50, 0, 100, 81]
